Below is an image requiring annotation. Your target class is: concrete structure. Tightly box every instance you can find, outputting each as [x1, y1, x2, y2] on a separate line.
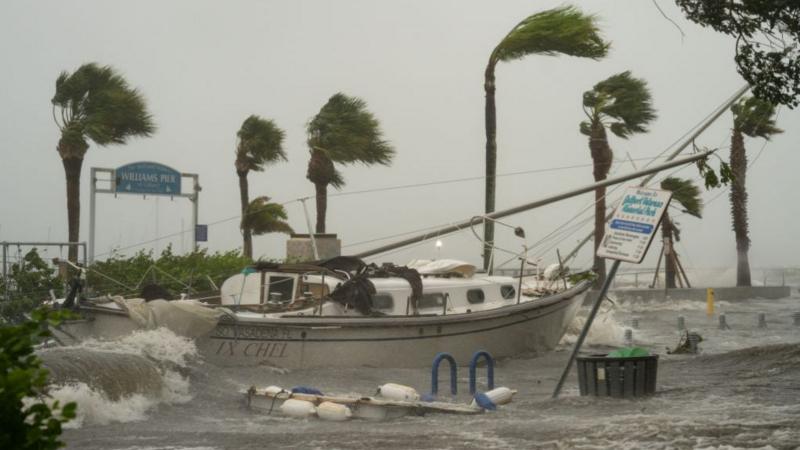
[605, 286, 792, 303]
[286, 234, 341, 262]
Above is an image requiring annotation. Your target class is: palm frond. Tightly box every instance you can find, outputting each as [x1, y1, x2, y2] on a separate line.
[495, 6, 608, 63]
[661, 177, 703, 218]
[52, 63, 155, 146]
[582, 71, 657, 139]
[307, 92, 395, 166]
[236, 115, 287, 172]
[241, 196, 294, 236]
[731, 96, 783, 139]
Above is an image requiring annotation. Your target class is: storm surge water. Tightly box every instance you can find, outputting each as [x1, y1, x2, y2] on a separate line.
[56, 294, 800, 449]
[39, 328, 196, 427]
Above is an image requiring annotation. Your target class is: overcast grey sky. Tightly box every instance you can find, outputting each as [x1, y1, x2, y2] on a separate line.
[1, 0, 798, 275]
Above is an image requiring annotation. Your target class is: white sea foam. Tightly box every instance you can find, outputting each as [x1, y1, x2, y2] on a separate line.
[46, 328, 196, 428]
[77, 327, 198, 367]
[560, 307, 626, 347]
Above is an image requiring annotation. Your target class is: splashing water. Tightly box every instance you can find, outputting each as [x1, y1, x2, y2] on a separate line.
[39, 328, 197, 427]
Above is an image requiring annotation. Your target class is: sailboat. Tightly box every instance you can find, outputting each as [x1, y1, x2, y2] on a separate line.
[52, 150, 714, 368]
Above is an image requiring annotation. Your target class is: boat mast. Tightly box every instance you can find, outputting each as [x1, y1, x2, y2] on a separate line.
[355, 150, 716, 259]
[559, 84, 750, 263]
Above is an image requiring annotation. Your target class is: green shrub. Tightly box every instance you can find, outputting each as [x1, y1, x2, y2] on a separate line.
[0, 308, 76, 450]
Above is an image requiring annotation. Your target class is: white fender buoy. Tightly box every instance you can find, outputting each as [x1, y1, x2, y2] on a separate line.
[262, 385, 284, 396]
[316, 401, 352, 421]
[280, 399, 317, 418]
[470, 387, 515, 408]
[376, 383, 420, 402]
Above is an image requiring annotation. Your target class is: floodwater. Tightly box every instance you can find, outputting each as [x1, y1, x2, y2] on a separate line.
[42, 290, 800, 449]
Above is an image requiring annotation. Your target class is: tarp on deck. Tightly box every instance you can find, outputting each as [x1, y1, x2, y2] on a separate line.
[111, 297, 224, 338]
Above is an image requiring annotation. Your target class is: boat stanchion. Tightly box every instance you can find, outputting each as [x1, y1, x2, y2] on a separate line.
[468, 351, 495, 395]
[431, 352, 457, 397]
[757, 313, 767, 329]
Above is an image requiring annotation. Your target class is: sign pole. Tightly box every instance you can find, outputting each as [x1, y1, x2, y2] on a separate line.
[552, 186, 672, 399]
[191, 174, 199, 252]
[552, 259, 621, 398]
[88, 168, 97, 265]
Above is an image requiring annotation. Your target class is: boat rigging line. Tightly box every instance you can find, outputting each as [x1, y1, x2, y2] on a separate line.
[355, 150, 717, 259]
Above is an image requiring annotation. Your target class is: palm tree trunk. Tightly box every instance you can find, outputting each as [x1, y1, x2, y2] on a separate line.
[62, 157, 84, 262]
[237, 171, 252, 260]
[589, 122, 613, 287]
[730, 130, 751, 286]
[314, 182, 327, 234]
[662, 213, 677, 289]
[483, 59, 498, 272]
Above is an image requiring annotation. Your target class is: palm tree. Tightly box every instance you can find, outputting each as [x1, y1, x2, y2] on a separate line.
[483, 5, 608, 271]
[306, 93, 394, 233]
[241, 197, 294, 255]
[729, 97, 783, 286]
[580, 71, 656, 285]
[52, 63, 155, 262]
[660, 177, 703, 288]
[235, 115, 287, 259]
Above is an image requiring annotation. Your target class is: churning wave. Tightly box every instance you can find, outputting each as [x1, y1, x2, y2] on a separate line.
[39, 328, 197, 427]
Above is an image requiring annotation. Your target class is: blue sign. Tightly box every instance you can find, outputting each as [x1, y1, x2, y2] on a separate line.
[609, 219, 653, 235]
[115, 162, 181, 195]
[195, 224, 208, 242]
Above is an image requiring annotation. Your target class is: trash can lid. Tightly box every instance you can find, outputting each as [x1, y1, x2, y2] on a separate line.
[607, 347, 650, 358]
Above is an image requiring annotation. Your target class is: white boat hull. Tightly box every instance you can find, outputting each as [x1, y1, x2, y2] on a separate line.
[55, 281, 590, 368]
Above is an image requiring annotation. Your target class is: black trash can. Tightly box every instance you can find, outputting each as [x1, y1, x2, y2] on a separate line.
[576, 354, 658, 398]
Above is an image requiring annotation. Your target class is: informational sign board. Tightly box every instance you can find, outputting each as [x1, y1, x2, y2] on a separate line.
[597, 186, 672, 264]
[115, 162, 181, 195]
[195, 224, 208, 242]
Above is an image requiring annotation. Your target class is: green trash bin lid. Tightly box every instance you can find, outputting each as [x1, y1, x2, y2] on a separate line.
[608, 347, 650, 358]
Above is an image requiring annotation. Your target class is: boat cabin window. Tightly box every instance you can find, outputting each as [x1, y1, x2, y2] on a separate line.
[372, 293, 394, 311]
[467, 289, 485, 304]
[266, 275, 295, 303]
[418, 292, 446, 309]
[500, 285, 516, 300]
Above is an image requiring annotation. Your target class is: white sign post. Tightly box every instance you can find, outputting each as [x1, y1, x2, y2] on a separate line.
[553, 186, 672, 398]
[597, 187, 673, 263]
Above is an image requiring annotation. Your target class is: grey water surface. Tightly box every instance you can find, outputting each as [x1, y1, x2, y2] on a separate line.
[53, 294, 800, 450]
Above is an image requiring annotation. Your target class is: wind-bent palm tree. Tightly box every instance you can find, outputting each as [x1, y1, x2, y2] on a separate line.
[660, 177, 702, 288]
[306, 93, 394, 233]
[235, 115, 287, 259]
[483, 5, 608, 271]
[52, 63, 155, 262]
[241, 197, 294, 256]
[729, 97, 782, 286]
[580, 71, 656, 285]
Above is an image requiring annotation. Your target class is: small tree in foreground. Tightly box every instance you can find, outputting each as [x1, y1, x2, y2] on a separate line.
[0, 309, 76, 450]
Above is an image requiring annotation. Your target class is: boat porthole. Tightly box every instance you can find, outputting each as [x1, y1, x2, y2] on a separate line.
[418, 328, 424, 335]
[436, 325, 442, 334]
[300, 331, 307, 339]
